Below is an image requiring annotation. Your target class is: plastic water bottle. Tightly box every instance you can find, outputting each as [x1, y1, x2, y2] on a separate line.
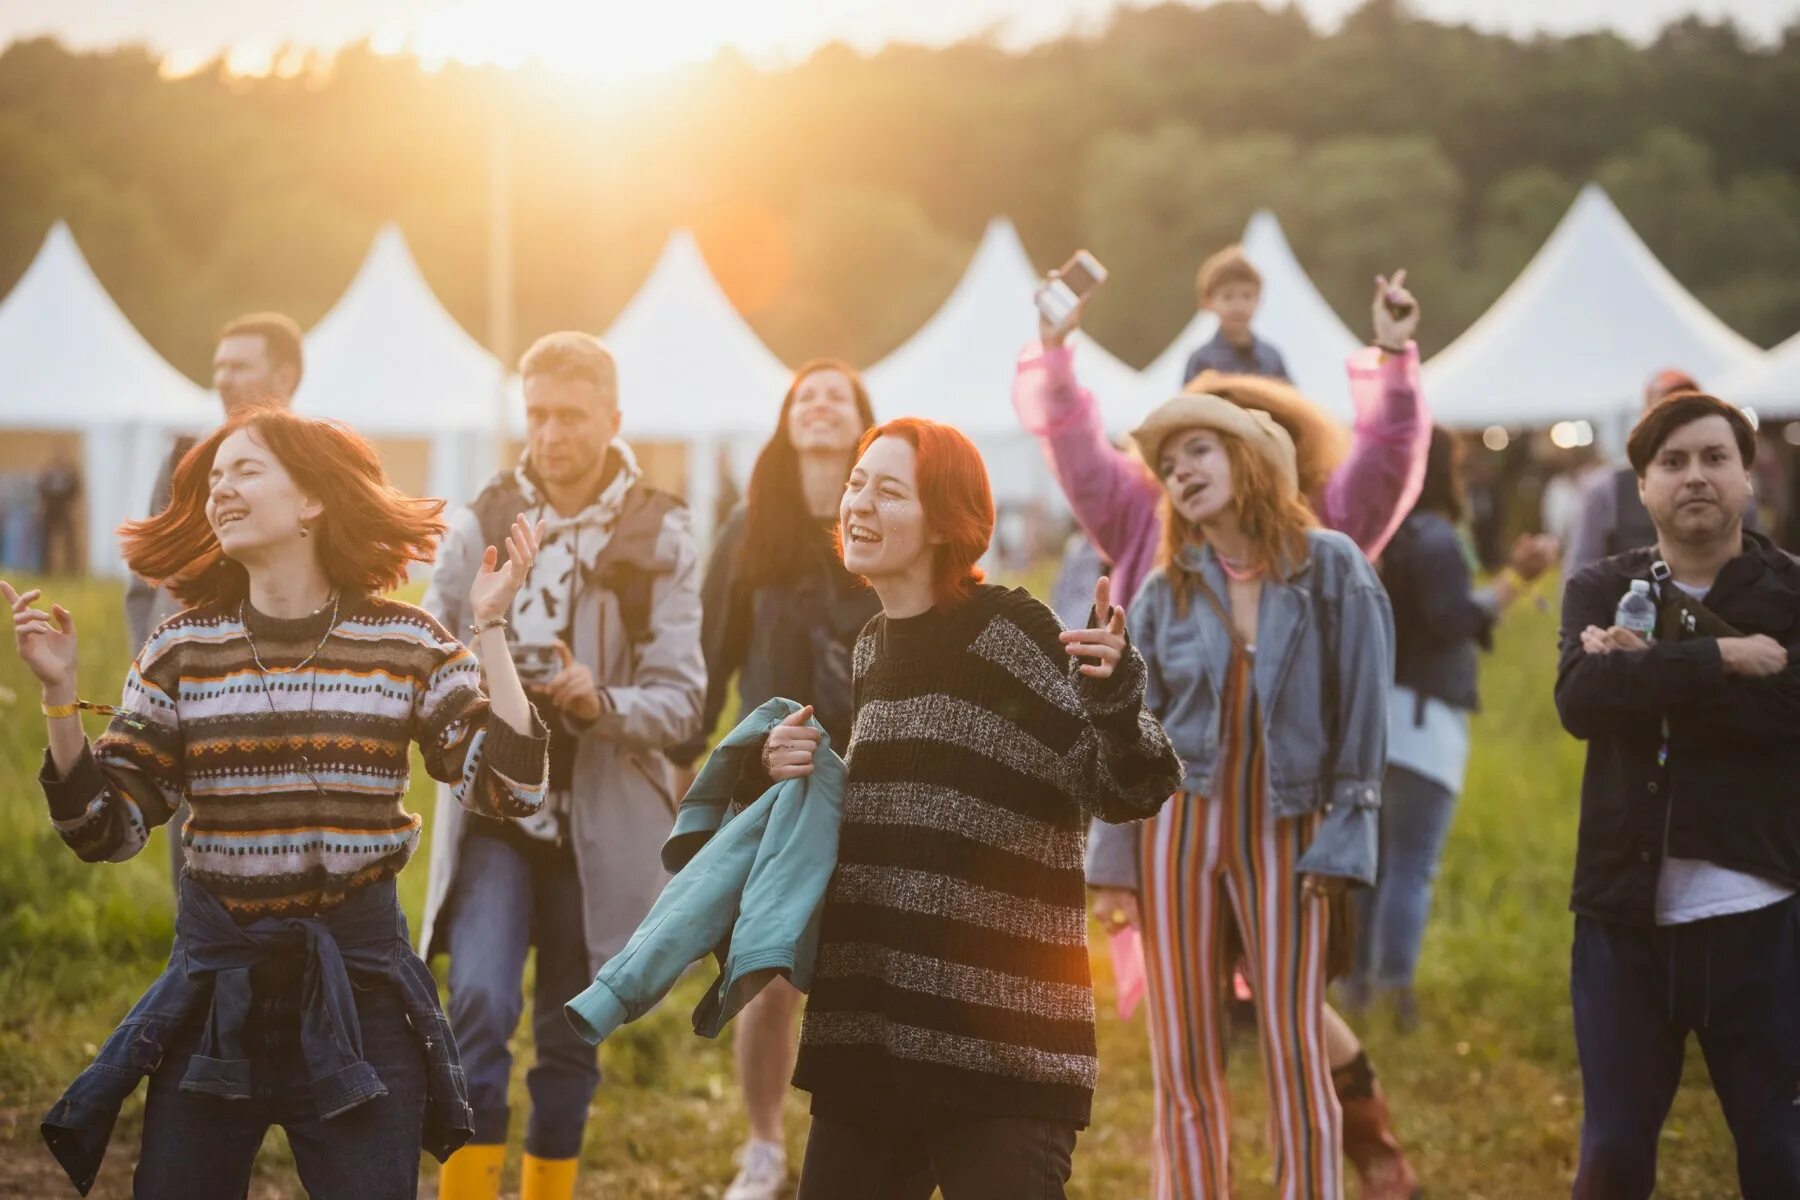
[1615, 579, 1658, 645]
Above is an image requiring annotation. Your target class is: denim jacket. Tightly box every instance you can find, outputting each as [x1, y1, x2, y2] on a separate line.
[566, 698, 846, 1044]
[1088, 528, 1393, 889]
[41, 877, 472, 1196]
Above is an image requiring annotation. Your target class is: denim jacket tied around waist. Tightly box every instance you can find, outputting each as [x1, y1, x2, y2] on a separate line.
[41, 875, 472, 1197]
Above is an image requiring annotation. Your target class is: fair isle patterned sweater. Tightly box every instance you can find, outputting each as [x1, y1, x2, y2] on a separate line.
[793, 585, 1182, 1127]
[41, 593, 548, 918]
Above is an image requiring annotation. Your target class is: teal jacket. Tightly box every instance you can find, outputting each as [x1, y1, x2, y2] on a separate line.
[564, 698, 846, 1044]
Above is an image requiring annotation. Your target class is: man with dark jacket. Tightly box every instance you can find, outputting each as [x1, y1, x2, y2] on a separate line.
[1556, 391, 1800, 1199]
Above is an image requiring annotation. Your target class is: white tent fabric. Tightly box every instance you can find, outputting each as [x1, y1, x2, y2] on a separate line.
[865, 218, 1142, 436]
[296, 224, 506, 505]
[1138, 211, 1361, 423]
[0, 222, 214, 575]
[1716, 329, 1800, 419]
[1423, 185, 1763, 431]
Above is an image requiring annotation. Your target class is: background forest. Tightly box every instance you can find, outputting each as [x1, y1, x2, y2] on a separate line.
[2, 0, 1799, 383]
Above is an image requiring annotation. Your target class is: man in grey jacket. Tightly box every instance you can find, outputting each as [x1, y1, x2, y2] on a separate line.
[422, 331, 705, 1200]
[125, 312, 304, 891]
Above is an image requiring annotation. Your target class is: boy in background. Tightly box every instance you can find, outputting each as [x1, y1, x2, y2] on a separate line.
[1184, 244, 1292, 384]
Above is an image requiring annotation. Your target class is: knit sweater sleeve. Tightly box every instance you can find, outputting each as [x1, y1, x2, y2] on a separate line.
[410, 609, 550, 819]
[39, 638, 186, 864]
[985, 591, 1182, 826]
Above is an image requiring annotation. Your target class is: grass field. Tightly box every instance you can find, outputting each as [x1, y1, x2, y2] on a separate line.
[0, 572, 1736, 1198]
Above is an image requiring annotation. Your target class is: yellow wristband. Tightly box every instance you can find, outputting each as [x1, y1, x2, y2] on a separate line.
[42, 700, 80, 719]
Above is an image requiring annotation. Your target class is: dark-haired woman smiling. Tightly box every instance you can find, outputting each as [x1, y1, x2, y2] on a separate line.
[761, 417, 1182, 1199]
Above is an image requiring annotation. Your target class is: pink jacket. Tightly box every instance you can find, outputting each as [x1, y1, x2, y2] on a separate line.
[1012, 340, 1431, 608]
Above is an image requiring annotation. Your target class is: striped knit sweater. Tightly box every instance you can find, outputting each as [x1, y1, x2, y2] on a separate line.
[793, 584, 1182, 1127]
[40, 593, 548, 918]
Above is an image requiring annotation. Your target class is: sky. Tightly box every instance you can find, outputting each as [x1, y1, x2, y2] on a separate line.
[2, 0, 1795, 79]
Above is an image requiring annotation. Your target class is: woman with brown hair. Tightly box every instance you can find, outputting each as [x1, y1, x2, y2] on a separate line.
[668, 359, 879, 1200]
[1117, 394, 1394, 1200]
[6, 407, 550, 1199]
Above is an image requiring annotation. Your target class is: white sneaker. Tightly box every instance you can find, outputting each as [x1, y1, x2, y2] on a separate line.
[723, 1139, 788, 1200]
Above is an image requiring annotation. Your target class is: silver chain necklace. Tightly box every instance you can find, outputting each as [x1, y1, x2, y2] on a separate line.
[239, 590, 341, 798]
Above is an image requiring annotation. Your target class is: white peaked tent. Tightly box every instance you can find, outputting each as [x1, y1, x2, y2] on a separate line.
[1716, 328, 1800, 419]
[295, 225, 505, 506]
[504, 229, 793, 542]
[864, 219, 1142, 507]
[0, 222, 213, 575]
[1424, 185, 1763, 431]
[1138, 211, 1361, 423]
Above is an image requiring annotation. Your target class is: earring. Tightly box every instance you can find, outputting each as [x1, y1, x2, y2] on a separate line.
[299, 526, 310, 539]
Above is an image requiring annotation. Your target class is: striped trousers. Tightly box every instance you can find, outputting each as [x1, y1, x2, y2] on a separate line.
[1138, 790, 1341, 1200]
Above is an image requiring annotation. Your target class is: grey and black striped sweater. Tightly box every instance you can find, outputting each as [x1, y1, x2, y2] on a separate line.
[793, 584, 1182, 1127]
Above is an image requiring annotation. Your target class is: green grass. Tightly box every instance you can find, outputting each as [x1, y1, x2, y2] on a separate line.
[0, 573, 1735, 1197]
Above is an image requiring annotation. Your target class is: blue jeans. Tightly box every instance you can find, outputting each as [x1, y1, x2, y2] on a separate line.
[1353, 765, 1458, 989]
[1571, 895, 1800, 1199]
[134, 957, 428, 1199]
[445, 823, 599, 1159]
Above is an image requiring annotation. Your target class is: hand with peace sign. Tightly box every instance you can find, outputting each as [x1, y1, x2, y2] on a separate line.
[1371, 268, 1420, 352]
[761, 704, 820, 782]
[1058, 575, 1128, 679]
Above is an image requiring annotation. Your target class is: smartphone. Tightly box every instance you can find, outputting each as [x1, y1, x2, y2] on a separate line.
[1036, 250, 1108, 328]
[511, 641, 561, 687]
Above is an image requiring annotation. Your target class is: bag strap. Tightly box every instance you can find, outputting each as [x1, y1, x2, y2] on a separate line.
[1188, 569, 1251, 654]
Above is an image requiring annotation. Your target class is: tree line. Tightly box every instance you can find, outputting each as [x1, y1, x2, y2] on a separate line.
[1, 0, 1797, 384]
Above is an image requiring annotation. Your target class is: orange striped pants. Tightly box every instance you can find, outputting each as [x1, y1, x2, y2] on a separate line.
[1137, 791, 1341, 1200]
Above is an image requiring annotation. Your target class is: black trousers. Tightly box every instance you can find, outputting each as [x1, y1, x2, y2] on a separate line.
[797, 1107, 1077, 1200]
[1572, 893, 1800, 1200]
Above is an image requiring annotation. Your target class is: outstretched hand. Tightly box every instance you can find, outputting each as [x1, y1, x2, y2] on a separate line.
[469, 514, 546, 625]
[2, 580, 78, 694]
[762, 704, 820, 781]
[1372, 268, 1419, 350]
[1059, 575, 1128, 679]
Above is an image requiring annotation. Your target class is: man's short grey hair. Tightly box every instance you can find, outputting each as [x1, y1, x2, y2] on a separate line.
[519, 331, 618, 401]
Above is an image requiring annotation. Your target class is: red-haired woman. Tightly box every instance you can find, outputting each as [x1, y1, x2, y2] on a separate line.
[754, 418, 1182, 1197]
[668, 360, 880, 1200]
[1121, 395, 1394, 1200]
[5, 407, 550, 1199]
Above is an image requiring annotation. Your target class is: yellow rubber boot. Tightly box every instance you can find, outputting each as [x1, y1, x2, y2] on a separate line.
[437, 1143, 505, 1200]
[520, 1153, 579, 1200]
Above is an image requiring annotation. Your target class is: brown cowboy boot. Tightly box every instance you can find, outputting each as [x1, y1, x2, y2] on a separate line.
[1334, 1051, 1420, 1200]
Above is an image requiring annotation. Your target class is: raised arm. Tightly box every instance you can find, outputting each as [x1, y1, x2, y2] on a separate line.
[1318, 273, 1431, 560]
[1012, 341, 1163, 571]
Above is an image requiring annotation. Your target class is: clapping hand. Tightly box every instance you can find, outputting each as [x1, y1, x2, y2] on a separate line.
[1059, 575, 1128, 679]
[1372, 269, 1419, 350]
[762, 704, 820, 781]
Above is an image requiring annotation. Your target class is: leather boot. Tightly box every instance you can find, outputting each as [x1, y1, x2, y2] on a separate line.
[437, 1143, 504, 1200]
[520, 1152, 579, 1200]
[1334, 1052, 1420, 1200]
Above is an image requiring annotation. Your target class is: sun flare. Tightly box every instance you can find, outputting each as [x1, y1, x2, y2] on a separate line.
[410, 0, 826, 78]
